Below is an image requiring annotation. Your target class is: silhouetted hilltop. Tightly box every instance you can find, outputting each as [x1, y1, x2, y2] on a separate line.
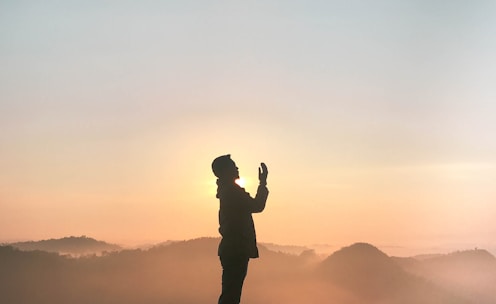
[9, 235, 122, 255]
[320, 243, 407, 298]
[320, 243, 469, 304]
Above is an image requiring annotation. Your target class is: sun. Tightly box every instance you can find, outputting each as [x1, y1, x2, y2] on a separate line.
[235, 177, 246, 188]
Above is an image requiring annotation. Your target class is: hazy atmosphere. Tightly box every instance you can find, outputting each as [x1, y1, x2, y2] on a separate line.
[1, 1, 496, 256]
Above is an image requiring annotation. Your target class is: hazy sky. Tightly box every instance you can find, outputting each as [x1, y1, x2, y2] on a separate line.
[1, 1, 495, 255]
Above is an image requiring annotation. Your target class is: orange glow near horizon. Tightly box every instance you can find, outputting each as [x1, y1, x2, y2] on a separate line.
[1, 118, 495, 256]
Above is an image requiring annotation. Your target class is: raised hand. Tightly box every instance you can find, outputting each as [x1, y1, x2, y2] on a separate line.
[258, 162, 268, 185]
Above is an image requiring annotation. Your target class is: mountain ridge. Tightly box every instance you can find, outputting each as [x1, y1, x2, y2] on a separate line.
[8, 235, 122, 255]
[2, 237, 492, 303]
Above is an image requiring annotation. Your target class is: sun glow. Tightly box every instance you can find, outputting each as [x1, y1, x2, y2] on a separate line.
[235, 177, 246, 188]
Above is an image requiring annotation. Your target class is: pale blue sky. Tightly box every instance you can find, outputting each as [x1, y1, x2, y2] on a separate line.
[2, 1, 495, 163]
[1, 1, 495, 254]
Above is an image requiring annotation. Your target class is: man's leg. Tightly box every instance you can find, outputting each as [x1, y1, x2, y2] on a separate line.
[218, 256, 249, 304]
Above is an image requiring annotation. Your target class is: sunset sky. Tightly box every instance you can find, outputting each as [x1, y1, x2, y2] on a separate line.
[1, 1, 495, 256]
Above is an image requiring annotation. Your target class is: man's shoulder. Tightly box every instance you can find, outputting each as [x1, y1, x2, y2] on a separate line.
[219, 184, 250, 201]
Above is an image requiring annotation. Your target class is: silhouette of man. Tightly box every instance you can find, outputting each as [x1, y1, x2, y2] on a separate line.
[211, 155, 269, 304]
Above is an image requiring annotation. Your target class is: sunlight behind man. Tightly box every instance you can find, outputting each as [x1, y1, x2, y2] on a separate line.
[235, 177, 246, 188]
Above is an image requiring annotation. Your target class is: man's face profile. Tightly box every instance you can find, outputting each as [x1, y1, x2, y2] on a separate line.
[226, 160, 239, 180]
[212, 155, 239, 180]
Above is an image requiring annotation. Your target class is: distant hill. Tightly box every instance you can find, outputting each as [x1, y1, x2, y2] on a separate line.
[9, 236, 122, 255]
[320, 243, 405, 295]
[0, 238, 222, 304]
[320, 243, 469, 304]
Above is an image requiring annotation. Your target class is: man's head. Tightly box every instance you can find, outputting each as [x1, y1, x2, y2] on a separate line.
[212, 154, 239, 180]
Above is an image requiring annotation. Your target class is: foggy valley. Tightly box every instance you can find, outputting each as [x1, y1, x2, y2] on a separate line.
[1, 237, 495, 304]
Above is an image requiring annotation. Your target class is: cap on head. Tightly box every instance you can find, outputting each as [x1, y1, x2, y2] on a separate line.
[211, 154, 233, 178]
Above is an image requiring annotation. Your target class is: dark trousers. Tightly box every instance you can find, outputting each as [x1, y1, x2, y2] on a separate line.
[218, 255, 250, 304]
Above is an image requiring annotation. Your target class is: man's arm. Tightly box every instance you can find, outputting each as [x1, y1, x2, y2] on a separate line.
[250, 184, 268, 213]
[248, 162, 269, 213]
[226, 163, 269, 213]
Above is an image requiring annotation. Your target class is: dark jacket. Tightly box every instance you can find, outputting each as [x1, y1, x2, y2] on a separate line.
[216, 180, 269, 258]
